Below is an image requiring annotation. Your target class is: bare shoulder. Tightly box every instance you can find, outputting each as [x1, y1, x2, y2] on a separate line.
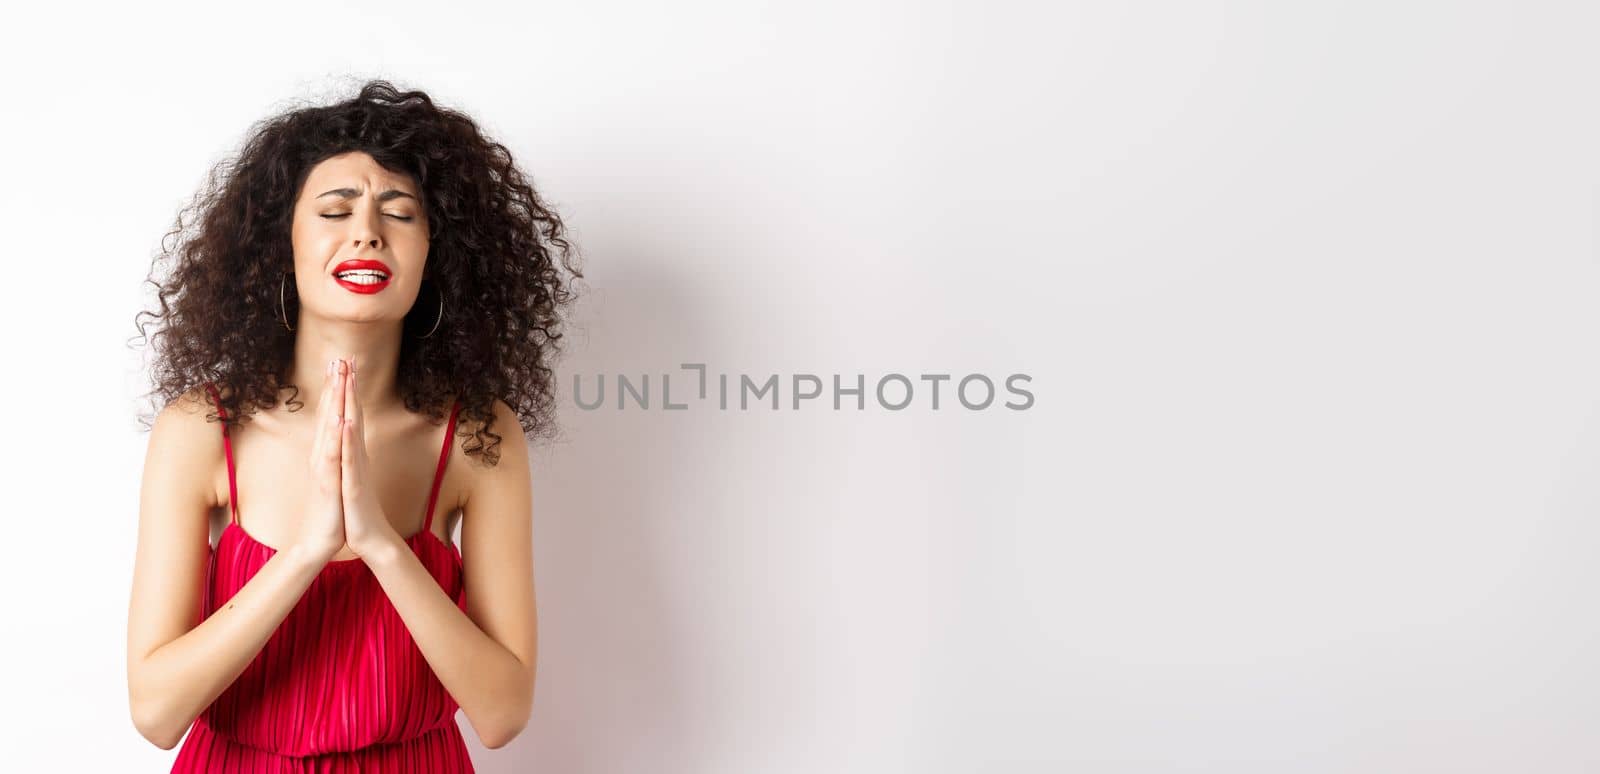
[156, 385, 220, 422]
[152, 385, 224, 444]
[146, 387, 225, 508]
[458, 398, 527, 463]
[459, 398, 529, 501]
[151, 386, 224, 450]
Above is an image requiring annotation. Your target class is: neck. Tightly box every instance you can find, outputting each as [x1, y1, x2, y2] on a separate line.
[286, 309, 405, 417]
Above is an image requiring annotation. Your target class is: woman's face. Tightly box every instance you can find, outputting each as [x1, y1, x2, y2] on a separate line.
[288, 151, 430, 325]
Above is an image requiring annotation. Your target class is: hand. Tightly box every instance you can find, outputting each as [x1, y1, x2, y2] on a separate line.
[340, 359, 402, 559]
[294, 358, 349, 562]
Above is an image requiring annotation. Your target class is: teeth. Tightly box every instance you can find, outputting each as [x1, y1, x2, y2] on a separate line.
[336, 270, 388, 285]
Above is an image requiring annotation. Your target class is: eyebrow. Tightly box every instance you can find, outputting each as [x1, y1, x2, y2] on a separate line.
[315, 187, 418, 203]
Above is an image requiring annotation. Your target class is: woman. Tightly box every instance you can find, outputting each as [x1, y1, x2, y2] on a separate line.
[126, 80, 582, 771]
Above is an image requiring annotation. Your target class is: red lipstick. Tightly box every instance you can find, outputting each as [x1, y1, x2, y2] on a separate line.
[332, 259, 392, 294]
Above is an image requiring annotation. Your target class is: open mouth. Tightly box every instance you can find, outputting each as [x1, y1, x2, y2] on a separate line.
[332, 260, 392, 294]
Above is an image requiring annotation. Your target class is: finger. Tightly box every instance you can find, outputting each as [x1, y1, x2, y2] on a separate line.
[342, 364, 356, 475]
[329, 359, 347, 465]
[353, 374, 368, 466]
[342, 406, 355, 493]
[343, 359, 356, 436]
[343, 415, 354, 470]
[351, 370, 369, 480]
[313, 359, 336, 459]
[348, 363, 364, 458]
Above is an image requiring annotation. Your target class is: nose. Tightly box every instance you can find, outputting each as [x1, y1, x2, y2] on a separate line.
[350, 211, 383, 251]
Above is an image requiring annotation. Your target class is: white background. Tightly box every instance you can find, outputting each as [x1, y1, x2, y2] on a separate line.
[2, 1, 1597, 772]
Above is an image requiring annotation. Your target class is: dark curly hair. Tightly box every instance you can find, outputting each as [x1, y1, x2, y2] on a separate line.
[131, 79, 584, 465]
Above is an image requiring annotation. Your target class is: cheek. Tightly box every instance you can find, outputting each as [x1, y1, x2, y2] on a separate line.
[289, 235, 337, 278]
[397, 242, 431, 274]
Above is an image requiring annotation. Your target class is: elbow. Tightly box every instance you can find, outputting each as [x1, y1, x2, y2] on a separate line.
[481, 724, 523, 751]
[129, 687, 188, 750]
[477, 703, 527, 749]
[130, 699, 185, 750]
[479, 700, 532, 750]
[479, 668, 535, 749]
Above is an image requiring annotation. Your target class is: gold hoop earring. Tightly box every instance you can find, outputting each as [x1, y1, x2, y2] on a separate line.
[279, 272, 296, 332]
[415, 280, 444, 339]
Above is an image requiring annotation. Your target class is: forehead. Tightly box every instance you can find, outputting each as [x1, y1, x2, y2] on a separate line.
[301, 151, 417, 195]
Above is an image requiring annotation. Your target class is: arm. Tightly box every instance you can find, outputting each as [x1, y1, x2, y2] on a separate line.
[124, 390, 328, 749]
[361, 398, 539, 749]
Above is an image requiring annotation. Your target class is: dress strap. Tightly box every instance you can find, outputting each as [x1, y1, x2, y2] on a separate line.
[422, 400, 462, 533]
[203, 382, 239, 527]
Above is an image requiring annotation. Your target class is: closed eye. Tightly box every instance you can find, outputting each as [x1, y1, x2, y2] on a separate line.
[321, 213, 414, 221]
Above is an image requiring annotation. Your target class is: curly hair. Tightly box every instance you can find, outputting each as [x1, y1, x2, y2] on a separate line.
[131, 79, 584, 465]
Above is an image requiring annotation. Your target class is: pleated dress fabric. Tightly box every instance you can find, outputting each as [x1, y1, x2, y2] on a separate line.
[171, 384, 475, 773]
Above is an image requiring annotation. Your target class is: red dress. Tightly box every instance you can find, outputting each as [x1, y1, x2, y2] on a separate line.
[171, 384, 475, 772]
